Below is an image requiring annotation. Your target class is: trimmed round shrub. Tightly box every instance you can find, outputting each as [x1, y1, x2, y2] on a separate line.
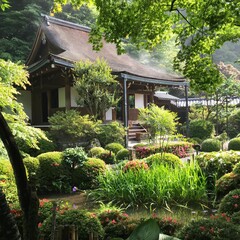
[105, 142, 124, 155]
[216, 172, 240, 199]
[88, 147, 105, 157]
[144, 153, 182, 167]
[123, 160, 149, 172]
[228, 109, 240, 138]
[189, 119, 214, 140]
[195, 151, 240, 193]
[72, 158, 106, 190]
[228, 137, 240, 150]
[62, 147, 87, 169]
[177, 217, 240, 240]
[116, 148, 130, 162]
[97, 121, 125, 147]
[201, 138, 221, 152]
[97, 150, 115, 164]
[40, 209, 104, 240]
[218, 189, 240, 216]
[37, 152, 71, 194]
[23, 156, 39, 176]
[232, 212, 240, 225]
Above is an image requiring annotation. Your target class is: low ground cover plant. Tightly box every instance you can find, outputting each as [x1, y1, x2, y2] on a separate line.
[92, 161, 207, 208]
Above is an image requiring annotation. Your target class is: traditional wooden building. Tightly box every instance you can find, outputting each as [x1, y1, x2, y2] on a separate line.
[24, 15, 189, 140]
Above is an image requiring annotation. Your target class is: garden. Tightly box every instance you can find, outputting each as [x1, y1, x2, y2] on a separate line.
[1, 101, 240, 240]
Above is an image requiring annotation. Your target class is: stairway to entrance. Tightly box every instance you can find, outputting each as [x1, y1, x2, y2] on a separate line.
[128, 121, 148, 141]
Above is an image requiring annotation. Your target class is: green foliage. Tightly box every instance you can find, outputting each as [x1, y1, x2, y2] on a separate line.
[201, 138, 221, 152]
[105, 142, 124, 155]
[138, 104, 178, 144]
[189, 119, 214, 140]
[49, 110, 100, 146]
[116, 148, 130, 162]
[0, 159, 18, 205]
[97, 121, 125, 147]
[228, 110, 240, 138]
[218, 189, 240, 216]
[37, 152, 71, 194]
[178, 216, 240, 239]
[195, 151, 240, 195]
[97, 150, 116, 164]
[63, 147, 87, 170]
[127, 219, 160, 240]
[144, 153, 182, 167]
[74, 58, 119, 120]
[88, 147, 105, 157]
[72, 157, 106, 190]
[228, 137, 240, 150]
[23, 156, 39, 177]
[216, 172, 240, 199]
[93, 161, 207, 208]
[40, 209, 104, 240]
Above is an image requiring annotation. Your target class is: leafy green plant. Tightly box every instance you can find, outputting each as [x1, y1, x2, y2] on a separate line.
[88, 147, 105, 157]
[23, 156, 39, 179]
[37, 152, 71, 194]
[138, 104, 178, 144]
[116, 148, 130, 162]
[74, 58, 119, 120]
[195, 151, 240, 195]
[63, 147, 87, 170]
[105, 142, 124, 155]
[144, 153, 182, 167]
[201, 138, 221, 152]
[177, 216, 240, 240]
[218, 189, 240, 216]
[228, 109, 240, 138]
[40, 209, 104, 240]
[93, 161, 206, 207]
[189, 119, 214, 140]
[216, 172, 240, 199]
[73, 157, 106, 190]
[49, 110, 100, 147]
[97, 121, 125, 147]
[97, 150, 116, 164]
[228, 137, 240, 150]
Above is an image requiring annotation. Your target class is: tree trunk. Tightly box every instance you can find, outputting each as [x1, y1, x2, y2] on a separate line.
[0, 188, 21, 240]
[0, 112, 39, 240]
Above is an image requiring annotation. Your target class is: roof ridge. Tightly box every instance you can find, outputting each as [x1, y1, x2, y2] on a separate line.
[41, 14, 91, 32]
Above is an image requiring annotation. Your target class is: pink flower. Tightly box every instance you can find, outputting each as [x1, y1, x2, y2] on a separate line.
[232, 195, 239, 199]
[111, 219, 117, 224]
[234, 204, 238, 208]
[199, 226, 205, 231]
[38, 223, 42, 228]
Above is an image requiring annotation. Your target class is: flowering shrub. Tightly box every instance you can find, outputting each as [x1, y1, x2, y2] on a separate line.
[40, 209, 104, 240]
[123, 160, 149, 172]
[97, 208, 139, 239]
[177, 216, 240, 239]
[195, 151, 240, 194]
[152, 215, 182, 236]
[135, 142, 192, 159]
[218, 189, 240, 216]
[37, 152, 71, 194]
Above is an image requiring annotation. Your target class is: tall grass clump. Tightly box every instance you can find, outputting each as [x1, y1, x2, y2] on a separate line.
[92, 161, 207, 208]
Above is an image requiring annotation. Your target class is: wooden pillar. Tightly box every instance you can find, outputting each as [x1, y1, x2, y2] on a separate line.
[123, 77, 128, 147]
[185, 85, 189, 137]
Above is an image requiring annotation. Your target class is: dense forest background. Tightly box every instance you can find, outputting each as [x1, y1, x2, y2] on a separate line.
[0, 0, 239, 72]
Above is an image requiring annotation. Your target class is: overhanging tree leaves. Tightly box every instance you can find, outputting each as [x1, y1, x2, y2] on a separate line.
[74, 58, 120, 120]
[55, 0, 240, 92]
